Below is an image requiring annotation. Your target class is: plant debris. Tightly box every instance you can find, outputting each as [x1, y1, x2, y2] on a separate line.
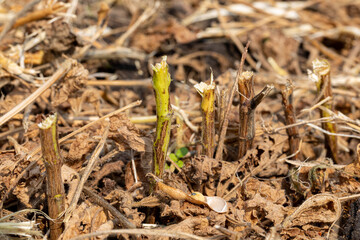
[1, 0, 360, 239]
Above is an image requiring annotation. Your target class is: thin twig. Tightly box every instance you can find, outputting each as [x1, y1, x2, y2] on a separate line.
[307, 123, 360, 140]
[115, 2, 160, 46]
[215, 41, 250, 161]
[172, 104, 199, 132]
[69, 228, 205, 240]
[82, 187, 136, 229]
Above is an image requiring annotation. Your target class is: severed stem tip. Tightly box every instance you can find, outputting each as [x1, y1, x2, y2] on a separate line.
[152, 56, 168, 72]
[38, 113, 57, 129]
[312, 59, 330, 75]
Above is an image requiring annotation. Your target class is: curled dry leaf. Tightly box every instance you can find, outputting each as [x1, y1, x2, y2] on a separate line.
[52, 60, 89, 107]
[109, 113, 145, 152]
[282, 193, 341, 229]
[61, 202, 107, 239]
[104, 189, 146, 227]
[66, 132, 95, 164]
[243, 178, 287, 205]
[92, 160, 124, 187]
[183, 156, 221, 194]
[161, 200, 186, 220]
[61, 165, 79, 206]
[245, 193, 287, 226]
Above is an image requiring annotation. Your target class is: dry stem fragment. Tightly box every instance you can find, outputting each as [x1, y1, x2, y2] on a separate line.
[238, 71, 273, 159]
[309, 59, 338, 163]
[37, 113, 65, 240]
[280, 80, 300, 159]
[194, 74, 216, 157]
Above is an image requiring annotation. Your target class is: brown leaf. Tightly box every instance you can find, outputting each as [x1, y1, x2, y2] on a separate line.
[109, 113, 145, 152]
[245, 193, 286, 225]
[244, 178, 287, 205]
[61, 202, 107, 239]
[161, 200, 186, 220]
[67, 132, 95, 163]
[52, 60, 88, 107]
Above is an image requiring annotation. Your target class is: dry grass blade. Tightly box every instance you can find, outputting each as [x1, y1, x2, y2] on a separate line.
[69, 228, 206, 240]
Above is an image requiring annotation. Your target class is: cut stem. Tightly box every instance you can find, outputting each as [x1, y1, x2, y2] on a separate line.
[280, 80, 300, 159]
[37, 113, 65, 240]
[152, 56, 173, 180]
[195, 74, 216, 157]
[310, 59, 338, 163]
[238, 71, 273, 159]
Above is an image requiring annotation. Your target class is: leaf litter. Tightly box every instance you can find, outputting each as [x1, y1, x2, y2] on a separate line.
[0, 0, 360, 239]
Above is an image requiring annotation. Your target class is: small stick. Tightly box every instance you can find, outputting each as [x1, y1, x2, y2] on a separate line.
[310, 59, 338, 163]
[238, 70, 273, 159]
[215, 41, 250, 161]
[37, 113, 65, 240]
[280, 80, 300, 159]
[152, 56, 173, 180]
[194, 73, 216, 157]
[83, 187, 136, 229]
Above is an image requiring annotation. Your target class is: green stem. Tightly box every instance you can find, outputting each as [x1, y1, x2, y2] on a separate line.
[37, 113, 65, 240]
[152, 56, 173, 180]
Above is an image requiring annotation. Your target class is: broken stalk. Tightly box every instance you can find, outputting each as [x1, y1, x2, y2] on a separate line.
[37, 113, 65, 240]
[310, 59, 338, 163]
[280, 81, 300, 159]
[152, 56, 173, 180]
[194, 73, 216, 157]
[238, 71, 273, 159]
